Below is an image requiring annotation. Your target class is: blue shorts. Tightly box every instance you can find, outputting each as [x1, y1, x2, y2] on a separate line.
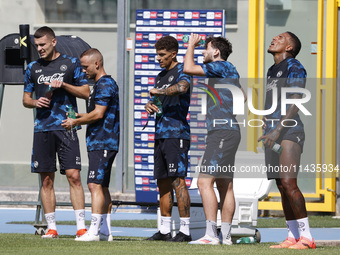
[31, 130, 81, 174]
[154, 138, 190, 179]
[199, 129, 241, 178]
[87, 150, 117, 187]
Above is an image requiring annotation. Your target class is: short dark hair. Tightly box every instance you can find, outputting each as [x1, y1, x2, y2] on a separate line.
[34, 26, 55, 39]
[286, 31, 301, 58]
[155, 35, 179, 53]
[80, 48, 104, 66]
[205, 36, 232, 61]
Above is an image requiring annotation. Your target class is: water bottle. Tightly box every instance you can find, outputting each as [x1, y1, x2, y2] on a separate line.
[262, 139, 282, 154]
[182, 34, 205, 45]
[67, 105, 76, 119]
[45, 85, 54, 99]
[236, 237, 255, 244]
[152, 96, 162, 117]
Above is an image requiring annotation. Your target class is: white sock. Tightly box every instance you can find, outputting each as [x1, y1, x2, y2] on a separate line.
[88, 214, 102, 235]
[179, 217, 190, 236]
[286, 220, 300, 239]
[221, 222, 232, 240]
[74, 209, 86, 230]
[45, 212, 57, 231]
[100, 214, 111, 235]
[159, 216, 171, 234]
[205, 220, 218, 238]
[297, 217, 313, 241]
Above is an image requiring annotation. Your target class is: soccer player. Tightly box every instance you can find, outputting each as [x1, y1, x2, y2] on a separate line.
[23, 26, 89, 238]
[258, 32, 315, 249]
[62, 48, 119, 241]
[184, 34, 244, 245]
[144, 35, 192, 242]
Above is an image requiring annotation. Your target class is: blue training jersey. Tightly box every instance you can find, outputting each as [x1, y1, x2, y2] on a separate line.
[264, 57, 306, 135]
[86, 75, 120, 152]
[24, 54, 88, 132]
[155, 63, 191, 140]
[201, 61, 241, 132]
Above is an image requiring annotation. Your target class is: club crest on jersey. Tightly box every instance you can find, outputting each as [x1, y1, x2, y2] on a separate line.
[60, 65, 67, 71]
[276, 71, 283, 77]
[168, 75, 174, 82]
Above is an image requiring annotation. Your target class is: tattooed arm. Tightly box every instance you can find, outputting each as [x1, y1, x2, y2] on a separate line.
[149, 80, 190, 97]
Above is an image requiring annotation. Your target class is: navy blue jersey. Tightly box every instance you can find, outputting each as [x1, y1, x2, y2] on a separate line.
[202, 61, 241, 132]
[86, 75, 120, 151]
[24, 54, 88, 132]
[264, 57, 306, 135]
[155, 63, 191, 140]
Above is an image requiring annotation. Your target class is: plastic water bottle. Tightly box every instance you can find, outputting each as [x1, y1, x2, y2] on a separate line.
[45, 85, 54, 99]
[182, 34, 205, 45]
[152, 96, 162, 117]
[236, 237, 256, 244]
[67, 105, 76, 119]
[262, 139, 283, 154]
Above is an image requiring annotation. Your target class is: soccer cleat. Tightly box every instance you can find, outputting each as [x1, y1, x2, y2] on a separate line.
[99, 233, 113, 241]
[288, 236, 316, 249]
[167, 232, 192, 242]
[188, 235, 220, 245]
[76, 228, 87, 238]
[270, 237, 298, 248]
[222, 237, 233, 245]
[75, 232, 100, 241]
[41, 229, 58, 238]
[146, 231, 172, 241]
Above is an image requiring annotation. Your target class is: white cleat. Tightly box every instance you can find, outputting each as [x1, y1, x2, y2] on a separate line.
[75, 232, 100, 241]
[222, 238, 233, 245]
[188, 235, 220, 245]
[99, 233, 113, 241]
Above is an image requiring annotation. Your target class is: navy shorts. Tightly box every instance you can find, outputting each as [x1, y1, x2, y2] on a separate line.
[31, 130, 81, 175]
[154, 138, 190, 179]
[87, 150, 117, 187]
[199, 129, 241, 178]
[265, 131, 305, 180]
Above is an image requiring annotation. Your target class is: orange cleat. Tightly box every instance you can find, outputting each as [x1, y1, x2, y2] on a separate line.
[269, 237, 298, 248]
[288, 236, 316, 249]
[76, 228, 87, 238]
[42, 229, 58, 238]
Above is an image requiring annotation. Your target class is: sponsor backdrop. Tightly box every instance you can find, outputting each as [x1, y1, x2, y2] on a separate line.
[134, 9, 225, 202]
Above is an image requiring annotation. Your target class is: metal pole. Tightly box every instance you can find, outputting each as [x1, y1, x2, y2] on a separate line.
[336, 6, 340, 216]
[116, 0, 130, 193]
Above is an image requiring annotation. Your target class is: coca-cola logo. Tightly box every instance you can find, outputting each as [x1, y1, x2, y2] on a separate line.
[37, 73, 65, 84]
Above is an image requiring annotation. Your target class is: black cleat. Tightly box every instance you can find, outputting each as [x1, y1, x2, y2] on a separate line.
[167, 232, 192, 242]
[146, 231, 172, 241]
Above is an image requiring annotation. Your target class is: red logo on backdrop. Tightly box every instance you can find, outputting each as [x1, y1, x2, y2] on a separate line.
[200, 34, 206, 40]
[135, 64, 141, 69]
[191, 93, 198, 98]
[156, 34, 163, 40]
[141, 112, 148, 119]
[186, 113, 190, 120]
[198, 144, 206, 150]
[191, 135, 198, 143]
[184, 43, 188, 48]
[215, 12, 222, 19]
[185, 179, 192, 186]
[197, 122, 206, 127]
[215, 21, 222, 26]
[148, 77, 155, 84]
[135, 98, 141, 104]
[141, 120, 148, 126]
[142, 178, 149, 185]
[135, 155, 142, 162]
[170, 20, 177, 26]
[171, 12, 178, 19]
[142, 56, 149, 62]
[143, 186, 150, 191]
[136, 34, 143, 40]
[142, 42, 149, 47]
[148, 134, 155, 141]
[150, 12, 157, 18]
[193, 12, 200, 19]
[177, 34, 183, 41]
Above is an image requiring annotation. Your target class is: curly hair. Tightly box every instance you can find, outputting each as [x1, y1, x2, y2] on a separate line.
[205, 36, 232, 61]
[155, 35, 179, 53]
